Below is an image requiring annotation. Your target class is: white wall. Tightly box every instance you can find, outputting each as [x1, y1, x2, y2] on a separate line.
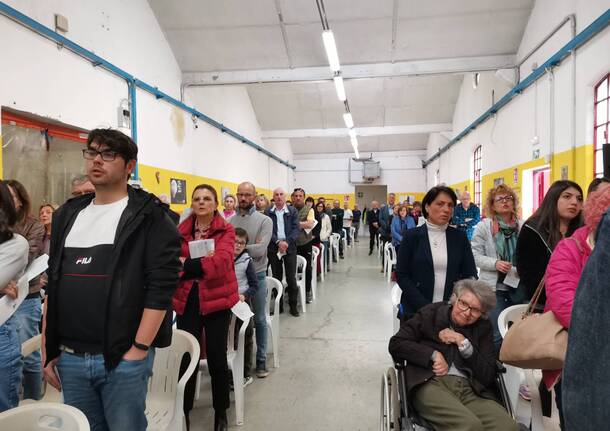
[0, 0, 292, 192]
[294, 150, 427, 194]
[428, 0, 610, 186]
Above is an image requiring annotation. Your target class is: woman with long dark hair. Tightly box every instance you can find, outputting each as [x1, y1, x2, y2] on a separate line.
[515, 180, 583, 305]
[173, 184, 238, 431]
[6, 179, 45, 400]
[0, 180, 29, 411]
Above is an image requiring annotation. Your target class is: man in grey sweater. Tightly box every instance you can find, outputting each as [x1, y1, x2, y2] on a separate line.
[231, 182, 273, 378]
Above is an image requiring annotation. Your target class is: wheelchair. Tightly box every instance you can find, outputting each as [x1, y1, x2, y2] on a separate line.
[380, 360, 514, 431]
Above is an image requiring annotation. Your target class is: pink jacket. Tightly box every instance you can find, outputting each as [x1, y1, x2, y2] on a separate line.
[542, 226, 591, 389]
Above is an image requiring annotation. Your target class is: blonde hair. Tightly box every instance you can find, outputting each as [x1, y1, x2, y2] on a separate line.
[485, 184, 519, 219]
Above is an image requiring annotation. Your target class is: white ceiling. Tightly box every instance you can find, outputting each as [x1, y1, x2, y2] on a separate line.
[148, 0, 534, 154]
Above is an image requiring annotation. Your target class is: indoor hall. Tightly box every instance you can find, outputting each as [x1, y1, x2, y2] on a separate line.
[0, 1, 609, 431]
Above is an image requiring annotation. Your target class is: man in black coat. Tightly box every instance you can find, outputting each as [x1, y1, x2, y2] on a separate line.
[367, 200, 381, 255]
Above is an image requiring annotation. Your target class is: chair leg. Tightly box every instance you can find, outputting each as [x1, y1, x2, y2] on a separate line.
[272, 321, 280, 368]
[233, 360, 245, 426]
[299, 282, 306, 313]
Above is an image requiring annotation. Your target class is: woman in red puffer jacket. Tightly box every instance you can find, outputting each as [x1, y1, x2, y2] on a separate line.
[173, 184, 238, 431]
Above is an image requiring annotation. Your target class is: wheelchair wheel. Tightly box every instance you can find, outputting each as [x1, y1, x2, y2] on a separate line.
[380, 368, 401, 430]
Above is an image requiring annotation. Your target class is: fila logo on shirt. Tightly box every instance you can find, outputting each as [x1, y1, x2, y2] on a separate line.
[75, 257, 92, 265]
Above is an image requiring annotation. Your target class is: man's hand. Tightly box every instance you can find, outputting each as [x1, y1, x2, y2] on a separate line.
[438, 328, 466, 346]
[372, 222, 379, 228]
[206, 250, 215, 257]
[495, 260, 512, 274]
[432, 351, 449, 376]
[239, 294, 246, 302]
[1, 280, 18, 299]
[278, 241, 289, 253]
[43, 357, 61, 391]
[123, 345, 149, 361]
[179, 256, 186, 264]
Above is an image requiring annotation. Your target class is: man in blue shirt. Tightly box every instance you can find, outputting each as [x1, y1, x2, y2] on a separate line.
[451, 191, 480, 241]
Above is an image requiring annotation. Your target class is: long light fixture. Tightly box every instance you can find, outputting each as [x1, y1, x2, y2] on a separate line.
[333, 75, 346, 101]
[322, 30, 341, 72]
[348, 128, 357, 139]
[343, 112, 354, 129]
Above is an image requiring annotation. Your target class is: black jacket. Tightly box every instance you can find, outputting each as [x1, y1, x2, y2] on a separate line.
[367, 208, 380, 227]
[388, 302, 496, 398]
[395, 224, 477, 318]
[265, 205, 300, 254]
[514, 220, 552, 304]
[44, 186, 181, 370]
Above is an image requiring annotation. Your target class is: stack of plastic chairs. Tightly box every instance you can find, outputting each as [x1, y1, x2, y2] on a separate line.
[295, 255, 308, 313]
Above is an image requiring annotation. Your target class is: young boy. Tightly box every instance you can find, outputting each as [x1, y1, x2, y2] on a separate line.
[233, 228, 258, 386]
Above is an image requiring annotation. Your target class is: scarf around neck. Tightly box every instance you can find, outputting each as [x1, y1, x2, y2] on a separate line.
[493, 216, 519, 263]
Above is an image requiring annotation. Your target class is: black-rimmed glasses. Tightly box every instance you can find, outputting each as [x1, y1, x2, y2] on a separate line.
[456, 299, 482, 316]
[82, 148, 118, 162]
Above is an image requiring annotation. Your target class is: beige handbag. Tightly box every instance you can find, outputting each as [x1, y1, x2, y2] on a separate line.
[499, 278, 568, 369]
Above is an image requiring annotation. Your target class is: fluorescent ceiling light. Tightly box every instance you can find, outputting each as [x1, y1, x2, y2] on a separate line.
[343, 112, 354, 129]
[354, 148, 360, 159]
[333, 76, 346, 101]
[348, 128, 357, 138]
[322, 30, 341, 72]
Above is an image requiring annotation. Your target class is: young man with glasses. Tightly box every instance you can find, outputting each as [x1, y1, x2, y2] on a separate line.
[230, 181, 273, 377]
[42, 128, 181, 430]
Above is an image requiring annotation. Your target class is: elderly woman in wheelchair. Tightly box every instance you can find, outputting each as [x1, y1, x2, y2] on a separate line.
[388, 279, 518, 431]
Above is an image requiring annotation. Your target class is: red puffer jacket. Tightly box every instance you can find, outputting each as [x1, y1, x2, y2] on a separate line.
[172, 213, 239, 316]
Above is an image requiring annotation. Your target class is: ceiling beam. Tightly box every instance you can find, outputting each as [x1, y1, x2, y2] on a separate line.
[182, 54, 515, 86]
[262, 123, 452, 139]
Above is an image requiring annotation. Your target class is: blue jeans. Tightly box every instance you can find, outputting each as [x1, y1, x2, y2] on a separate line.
[14, 296, 42, 400]
[489, 290, 519, 356]
[0, 316, 23, 412]
[57, 350, 155, 431]
[254, 271, 268, 367]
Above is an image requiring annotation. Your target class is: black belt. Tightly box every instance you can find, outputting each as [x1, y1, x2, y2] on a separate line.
[59, 345, 102, 356]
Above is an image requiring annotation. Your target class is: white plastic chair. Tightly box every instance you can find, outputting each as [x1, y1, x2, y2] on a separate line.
[390, 284, 401, 335]
[319, 243, 327, 279]
[20, 335, 62, 404]
[311, 246, 320, 300]
[196, 310, 251, 426]
[349, 226, 356, 245]
[330, 233, 340, 264]
[384, 243, 397, 282]
[266, 276, 284, 368]
[146, 329, 200, 431]
[341, 228, 349, 250]
[295, 255, 307, 313]
[498, 304, 544, 431]
[377, 233, 383, 261]
[0, 402, 90, 430]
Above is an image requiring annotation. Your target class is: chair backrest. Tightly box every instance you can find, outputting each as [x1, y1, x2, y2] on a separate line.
[265, 277, 284, 317]
[311, 246, 320, 262]
[296, 254, 307, 275]
[331, 233, 340, 242]
[497, 304, 528, 339]
[0, 402, 90, 430]
[391, 284, 401, 307]
[228, 310, 251, 355]
[148, 329, 200, 406]
[387, 243, 396, 261]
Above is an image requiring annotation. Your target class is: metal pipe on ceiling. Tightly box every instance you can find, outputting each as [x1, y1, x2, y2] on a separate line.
[422, 9, 610, 168]
[0, 1, 296, 171]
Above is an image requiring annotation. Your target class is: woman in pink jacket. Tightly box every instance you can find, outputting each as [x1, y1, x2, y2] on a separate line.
[543, 184, 610, 429]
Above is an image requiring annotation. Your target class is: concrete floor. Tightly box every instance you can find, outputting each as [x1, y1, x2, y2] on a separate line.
[191, 237, 394, 430]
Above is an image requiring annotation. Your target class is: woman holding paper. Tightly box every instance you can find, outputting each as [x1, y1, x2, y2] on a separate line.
[173, 184, 238, 431]
[471, 184, 522, 355]
[0, 180, 29, 412]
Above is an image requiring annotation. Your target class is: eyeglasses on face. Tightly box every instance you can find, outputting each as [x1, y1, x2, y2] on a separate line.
[82, 148, 118, 162]
[494, 195, 514, 203]
[456, 298, 482, 316]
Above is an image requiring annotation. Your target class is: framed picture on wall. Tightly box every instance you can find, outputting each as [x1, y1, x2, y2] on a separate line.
[221, 187, 231, 202]
[170, 178, 187, 204]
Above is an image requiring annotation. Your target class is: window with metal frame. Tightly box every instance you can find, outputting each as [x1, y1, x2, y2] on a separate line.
[594, 73, 609, 178]
[473, 145, 482, 207]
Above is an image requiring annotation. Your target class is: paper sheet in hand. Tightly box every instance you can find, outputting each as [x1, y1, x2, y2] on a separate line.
[503, 268, 520, 289]
[188, 239, 215, 258]
[26, 254, 49, 281]
[231, 300, 254, 321]
[0, 275, 29, 326]
[304, 218, 318, 234]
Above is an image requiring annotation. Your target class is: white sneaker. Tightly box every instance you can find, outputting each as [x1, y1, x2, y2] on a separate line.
[243, 376, 254, 387]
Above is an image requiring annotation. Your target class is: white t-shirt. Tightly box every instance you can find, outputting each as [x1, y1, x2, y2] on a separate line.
[426, 221, 448, 303]
[65, 197, 129, 247]
[343, 209, 353, 228]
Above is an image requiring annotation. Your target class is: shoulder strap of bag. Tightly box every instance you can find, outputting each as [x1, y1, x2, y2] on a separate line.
[526, 277, 546, 315]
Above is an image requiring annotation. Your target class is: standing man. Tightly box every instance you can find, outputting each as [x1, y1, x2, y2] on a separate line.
[292, 188, 315, 304]
[43, 129, 181, 430]
[342, 202, 353, 246]
[367, 201, 380, 255]
[266, 188, 301, 317]
[379, 193, 396, 269]
[451, 191, 480, 241]
[352, 203, 362, 242]
[231, 182, 273, 378]
[330, 200, 345, 260]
